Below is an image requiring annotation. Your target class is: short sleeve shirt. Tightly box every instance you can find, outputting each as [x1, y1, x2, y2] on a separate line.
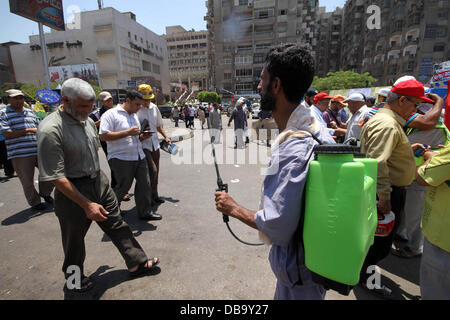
[37, 107, 101, 181]
[137, 103, 163, 152]
[0, 106, 40, 160]
[418, 146, 450, 252]
[99, 105, 146, 161]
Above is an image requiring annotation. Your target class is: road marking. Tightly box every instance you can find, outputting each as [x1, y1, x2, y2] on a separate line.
[0, 202, 4, 208]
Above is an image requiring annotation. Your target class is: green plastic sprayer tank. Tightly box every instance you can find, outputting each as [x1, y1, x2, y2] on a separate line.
[303, 145, 378, 286]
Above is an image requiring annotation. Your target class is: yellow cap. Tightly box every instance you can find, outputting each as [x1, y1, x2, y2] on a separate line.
[138, 84, 155, 100]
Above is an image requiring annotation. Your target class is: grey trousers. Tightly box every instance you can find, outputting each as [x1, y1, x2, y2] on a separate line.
[55, 171, 148, 278]
[396, 181, 426, 252]
[11, 155, 54, 207]
[143, 149, 160, 200]
[109, 158, 153, 217]
[420, 238, 450, 300]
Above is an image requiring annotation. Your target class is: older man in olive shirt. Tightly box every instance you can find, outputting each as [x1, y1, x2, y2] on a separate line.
[37, 78, 159, 293]
[358, 78, 439, 298]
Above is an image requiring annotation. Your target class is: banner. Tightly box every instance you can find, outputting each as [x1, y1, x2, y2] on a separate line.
[49, 63, 99, 86]
[9, 0, 65, 31]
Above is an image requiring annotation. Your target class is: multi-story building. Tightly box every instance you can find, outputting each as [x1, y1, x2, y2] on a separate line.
[315, 7, 343, 77]
[164, 26, 209, 94]
[342, 0, 450, 85]
[10, 7, 170, 93]
[0, 42, 20, 85]
[205, 0, 320, 100]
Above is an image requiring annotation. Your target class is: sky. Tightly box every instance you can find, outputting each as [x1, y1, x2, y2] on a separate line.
[0, 0, 347, 44]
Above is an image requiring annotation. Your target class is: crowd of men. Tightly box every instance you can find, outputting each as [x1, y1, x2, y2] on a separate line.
[0, 43, 449, 300]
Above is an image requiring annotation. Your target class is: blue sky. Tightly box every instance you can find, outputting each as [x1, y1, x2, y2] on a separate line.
[0, 0, 346, 44]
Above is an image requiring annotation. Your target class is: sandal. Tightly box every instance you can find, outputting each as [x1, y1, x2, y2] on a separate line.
[64, 276, 95, 293]
[391, 247, 422, 259]
[129, 258, 160, 278]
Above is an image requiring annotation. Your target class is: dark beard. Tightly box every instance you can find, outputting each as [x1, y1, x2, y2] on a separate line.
[260, 86, 276, 112]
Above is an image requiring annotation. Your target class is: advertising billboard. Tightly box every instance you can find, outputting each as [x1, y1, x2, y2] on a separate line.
[49, 63, 99, 87]
[9, 0, 65, 31]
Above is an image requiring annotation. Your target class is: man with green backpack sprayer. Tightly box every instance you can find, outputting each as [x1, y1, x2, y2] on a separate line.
[214, 44, 380, 299]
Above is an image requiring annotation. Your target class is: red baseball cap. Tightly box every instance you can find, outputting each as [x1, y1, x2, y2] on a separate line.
[391, 80, 434, 104]
[313, 92, 332, 104]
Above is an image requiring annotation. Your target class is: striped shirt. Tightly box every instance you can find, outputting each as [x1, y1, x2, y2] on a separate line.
[0, 105, 40, 160]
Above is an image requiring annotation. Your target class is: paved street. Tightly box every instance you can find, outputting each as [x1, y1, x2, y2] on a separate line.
[0, 116, 422, 300]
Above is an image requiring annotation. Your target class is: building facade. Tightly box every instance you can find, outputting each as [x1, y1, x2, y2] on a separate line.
[315, 7, 343, 77]
[341, 0, 450, 85]
[0, 42, 20, 85]
[10, 7, 170, 94]
[205, 0, 320, 100]
[164, 26, 209, 94]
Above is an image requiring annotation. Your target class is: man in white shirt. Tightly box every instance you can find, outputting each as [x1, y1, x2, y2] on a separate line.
[99, 90, 161, 221]
[343, 93, 371, 142]
[137, 84, 171, 204]
[300, 88, 318, 108]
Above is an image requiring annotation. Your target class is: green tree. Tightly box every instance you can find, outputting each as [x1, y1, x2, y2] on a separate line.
[198, 91, 221, 104]
[311, 71, 377, 92]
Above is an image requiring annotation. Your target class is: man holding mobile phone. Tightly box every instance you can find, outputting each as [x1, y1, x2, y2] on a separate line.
[99, 90, 161, 221]
[137, 84, 171, 205]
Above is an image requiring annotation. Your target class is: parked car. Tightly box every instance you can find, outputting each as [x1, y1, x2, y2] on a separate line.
[158, 105, 173, 118]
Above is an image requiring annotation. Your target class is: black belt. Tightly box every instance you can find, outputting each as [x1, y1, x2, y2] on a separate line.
[68, 172, 99, 183]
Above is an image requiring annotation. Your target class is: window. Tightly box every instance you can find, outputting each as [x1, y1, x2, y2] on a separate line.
[253, 53, 264, 64]
[434, 43, 445, 52]
[235, 69, 252, 77]
[279, 9, 287, 15]
[224, 72, 232, 80]
[152, 64, 160, 74]
[437, 27, 447, 38]
[239, 0, 247, 5]
[254, 9, 274, 19]
[142, 60, 152, 72]
[235, 56, 252, 64]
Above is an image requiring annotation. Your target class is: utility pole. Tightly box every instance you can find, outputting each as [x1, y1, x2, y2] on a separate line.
[38, 22, 51, 90]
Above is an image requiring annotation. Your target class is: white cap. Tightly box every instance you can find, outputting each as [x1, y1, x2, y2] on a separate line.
[378, 88, 391, 97]
[394, 75, 416, 86]
[6, 89, 24, 98]
[236, 97, 246, 107]
[343, 93, 365, 103]
[98, 91, 112, 102]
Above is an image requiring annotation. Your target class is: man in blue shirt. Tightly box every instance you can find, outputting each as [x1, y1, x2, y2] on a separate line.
[215, 44, 334, 300]
[0, 89, 54, 210]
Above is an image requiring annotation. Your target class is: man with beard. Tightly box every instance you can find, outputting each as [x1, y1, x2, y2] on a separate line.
[37, 78, 160, 293]
[301, 88, 318, 108]
[215, 44, 334, 300]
